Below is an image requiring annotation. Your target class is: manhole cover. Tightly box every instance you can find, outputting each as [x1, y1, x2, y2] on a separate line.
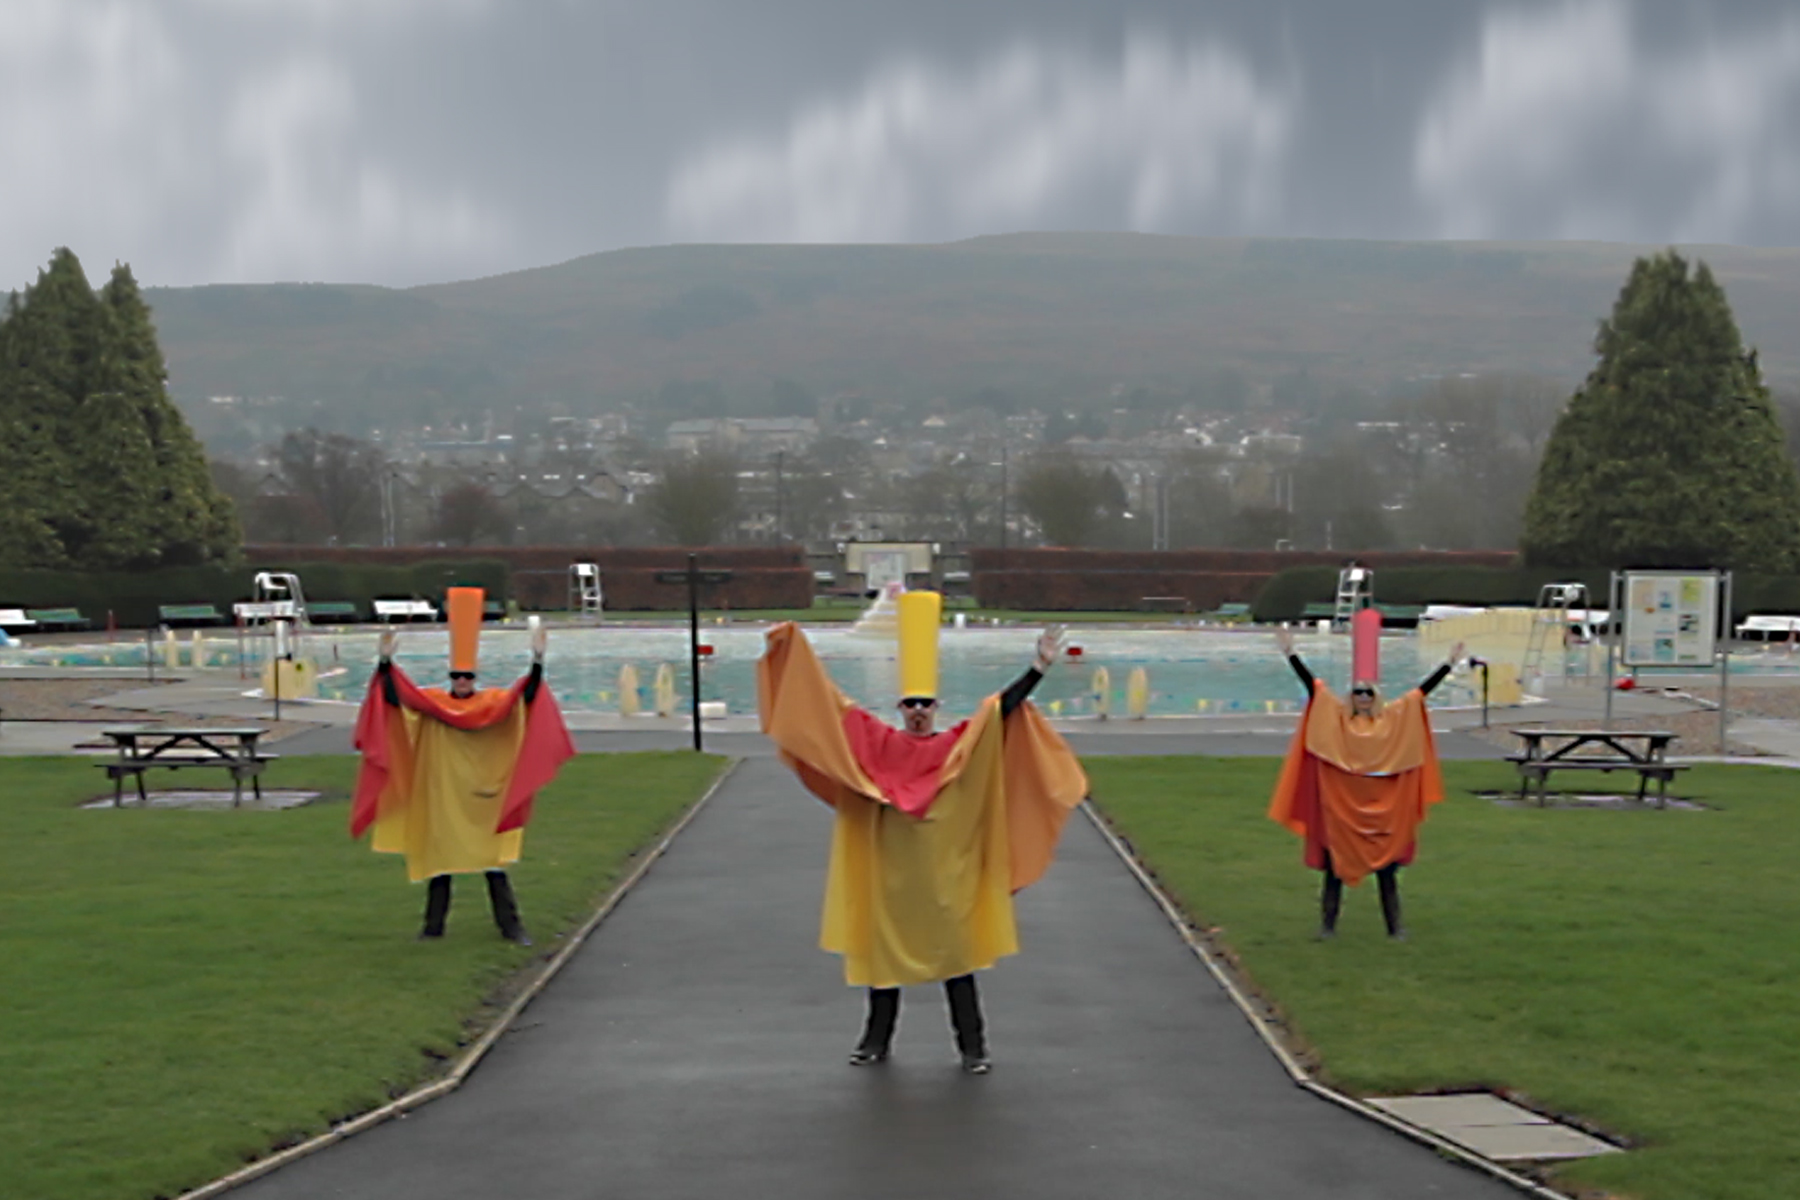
[1367, 1093, 1623, 1161]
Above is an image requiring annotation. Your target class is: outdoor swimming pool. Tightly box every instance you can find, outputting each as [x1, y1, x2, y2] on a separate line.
[0, 625, 1490, 717]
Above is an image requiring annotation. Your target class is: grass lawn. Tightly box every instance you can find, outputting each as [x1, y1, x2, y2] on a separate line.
[1087, 757, 1800, 1200]
[0, 752, 725, 1200]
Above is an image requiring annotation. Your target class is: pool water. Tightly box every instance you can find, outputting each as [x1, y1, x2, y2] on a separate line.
[0, 626, 1485, 717]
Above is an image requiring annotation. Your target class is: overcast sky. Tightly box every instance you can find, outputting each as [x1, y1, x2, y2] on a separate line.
[5, 0, 1800, 288]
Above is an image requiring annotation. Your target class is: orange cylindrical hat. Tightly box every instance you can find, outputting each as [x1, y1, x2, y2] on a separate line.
[446, 587, 484, 674]
[1351, 606, 1381, 684]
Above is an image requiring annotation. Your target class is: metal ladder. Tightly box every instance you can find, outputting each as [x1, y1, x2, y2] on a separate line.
[1332, 565, 1374, 631]
[1522, 582, 1591, 688]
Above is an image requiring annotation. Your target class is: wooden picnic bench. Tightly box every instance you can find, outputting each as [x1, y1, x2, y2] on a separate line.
[97, 726, 276, 807]
[159, 603, 226, 626]
[0, 607, 37, 630]
[1506, 729, 1688, 808]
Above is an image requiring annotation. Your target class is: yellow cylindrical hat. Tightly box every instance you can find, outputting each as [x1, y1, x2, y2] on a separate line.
[446, 587, 484, 673]
[897, 590, 942, 699]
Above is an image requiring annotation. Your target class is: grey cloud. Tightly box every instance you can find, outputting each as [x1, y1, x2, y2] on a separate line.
[664, 34, 1297, 243]
[0, 0, 512, 287]
[1414, 0, 1800, 243]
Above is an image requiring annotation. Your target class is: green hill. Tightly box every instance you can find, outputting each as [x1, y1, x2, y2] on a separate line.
[146, 233, 1800, 437]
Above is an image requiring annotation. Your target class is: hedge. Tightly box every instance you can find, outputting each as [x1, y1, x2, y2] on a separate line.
[0, 560, 509, 630]
[1251, 565, 1800, 623]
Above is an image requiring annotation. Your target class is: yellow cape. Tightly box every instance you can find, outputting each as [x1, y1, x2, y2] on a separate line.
[371, 698, 528, 883]
[759, 623, 1087, 987]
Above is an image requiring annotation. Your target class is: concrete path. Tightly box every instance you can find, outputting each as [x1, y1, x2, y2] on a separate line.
[229, 757, 1514, 1200]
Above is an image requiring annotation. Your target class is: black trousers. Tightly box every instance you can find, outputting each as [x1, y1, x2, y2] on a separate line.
[421, 870, 525, 939]
[1319, 851, 1403, 935]
[857, 974, 986, 1057]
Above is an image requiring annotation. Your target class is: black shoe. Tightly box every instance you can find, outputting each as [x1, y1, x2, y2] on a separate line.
[417, 930, 443, 942]
[961, 1054, 991, 1075]
[848, 1047, 888, 1066]
[1314, 926, 1336, 941]
[505, 929, 533, 947]
[1388, 929, 1407, 942]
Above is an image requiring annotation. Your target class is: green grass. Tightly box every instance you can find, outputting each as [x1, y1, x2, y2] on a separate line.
[0, 752, 725, 1200]
[1087, 757, 1800, 1200]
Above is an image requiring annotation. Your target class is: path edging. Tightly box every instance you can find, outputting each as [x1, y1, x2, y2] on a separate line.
[171, 756, 742, 1200]
[1079, 801, 1573, 1200]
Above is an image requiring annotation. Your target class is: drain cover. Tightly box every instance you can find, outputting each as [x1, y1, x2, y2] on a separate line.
[1367, 1094, 1622, 1161]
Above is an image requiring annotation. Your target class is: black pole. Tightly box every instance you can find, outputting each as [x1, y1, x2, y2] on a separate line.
[774, 450, 784, 543]
[146, 626, 154, 684]
[999, 444, 1008, 550]
[1473, 658, 1490, 729]
[688, 552, 702, 753]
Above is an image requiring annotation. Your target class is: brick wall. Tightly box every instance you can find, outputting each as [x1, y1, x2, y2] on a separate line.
[968, 548, 1517, 611]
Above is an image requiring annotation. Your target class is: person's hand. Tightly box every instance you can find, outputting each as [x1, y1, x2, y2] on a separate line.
[1275, 625, 1295, 658]
[1035, 624, 1066, 671]
[531, 622, 548, 661]
[378, 629, 398, 663]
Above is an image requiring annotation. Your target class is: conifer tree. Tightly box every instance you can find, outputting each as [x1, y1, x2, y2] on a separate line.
[0, 249, 240, 569]
[1521, 251, 1800, 571]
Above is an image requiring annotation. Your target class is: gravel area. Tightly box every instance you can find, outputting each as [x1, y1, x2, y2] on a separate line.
[0, 678, 319, 742]
[1472, 706, 1754, 757]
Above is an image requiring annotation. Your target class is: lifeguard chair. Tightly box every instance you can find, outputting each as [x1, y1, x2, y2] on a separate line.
[569, 562, 603, 622]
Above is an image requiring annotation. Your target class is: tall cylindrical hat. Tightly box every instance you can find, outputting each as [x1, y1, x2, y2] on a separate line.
[1351, 606, 1381, 685]
[897, 590, 942, 700]
[446, 587, 485, 674]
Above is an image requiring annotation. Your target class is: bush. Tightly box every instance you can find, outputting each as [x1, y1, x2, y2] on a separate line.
[0, 559, 511, 629]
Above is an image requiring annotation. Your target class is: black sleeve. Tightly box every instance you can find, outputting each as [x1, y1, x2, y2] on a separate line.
[377, 660, 399, 707]
[1000, 665, 1043, 719]
[522, 660, 543, 704]
[1287, 654, 1315, 693]
[1419, 662, 1452, 696]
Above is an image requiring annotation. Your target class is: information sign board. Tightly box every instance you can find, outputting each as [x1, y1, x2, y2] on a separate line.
[1620, 572, 1719, 667]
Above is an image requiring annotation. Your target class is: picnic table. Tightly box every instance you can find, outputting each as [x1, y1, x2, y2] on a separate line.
[97, 726, 276, 807]
[1506, 729, 1687, 808]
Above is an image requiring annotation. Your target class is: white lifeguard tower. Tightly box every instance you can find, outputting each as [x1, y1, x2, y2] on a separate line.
[569, 562, 603, 622]
[1332, 565, 1374, 631]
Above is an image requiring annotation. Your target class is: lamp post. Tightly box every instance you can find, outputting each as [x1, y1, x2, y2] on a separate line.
[773, 450, 785, 542]
[998, 443, 1009, 550]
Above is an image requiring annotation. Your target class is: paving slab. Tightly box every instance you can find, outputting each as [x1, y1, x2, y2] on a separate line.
[226, 757, 1518, 1200]
[1367, 1094, 1620, 1163]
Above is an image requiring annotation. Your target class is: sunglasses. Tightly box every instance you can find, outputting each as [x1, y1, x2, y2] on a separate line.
[1350, 687, 1375, 697]
[899, 697, 937, 710]
[449, 671, 476, 681]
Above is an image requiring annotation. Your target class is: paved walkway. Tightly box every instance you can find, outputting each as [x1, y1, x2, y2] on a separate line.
[229, 757, 1516, 1200]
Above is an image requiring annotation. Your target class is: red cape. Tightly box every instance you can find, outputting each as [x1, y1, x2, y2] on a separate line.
[350, 664, 575, 838]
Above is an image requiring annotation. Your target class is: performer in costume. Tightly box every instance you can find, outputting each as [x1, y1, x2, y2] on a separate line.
[1268, 623, 1462, 940]
[351, 588, 575, 944]
[758, 593, 1087, 1074]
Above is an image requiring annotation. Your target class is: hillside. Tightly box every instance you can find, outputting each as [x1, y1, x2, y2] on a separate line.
[145, 233, 1800, 435]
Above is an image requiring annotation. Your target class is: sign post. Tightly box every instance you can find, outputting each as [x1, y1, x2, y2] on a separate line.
[655, 558, 734, 753]
[1613, 569, 1730, 743]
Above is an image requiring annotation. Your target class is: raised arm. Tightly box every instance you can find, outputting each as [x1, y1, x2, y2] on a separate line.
[522, 624, 547, 703]
[1275, 625, 1315, 692]
[1000, 625, 1065, 718]
[1418, 641, 1463, 697]
[376, 629, 400, 706]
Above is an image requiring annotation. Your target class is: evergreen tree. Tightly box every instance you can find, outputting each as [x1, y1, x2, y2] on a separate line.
[0, 249, 240, 569]
[1521, 251, 1800, 571]
[99, 264, 240, 564]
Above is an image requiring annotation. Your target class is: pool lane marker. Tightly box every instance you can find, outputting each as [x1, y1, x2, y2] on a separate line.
[172, 756, 743, 1200]
[1080, 801, 1574, 1200]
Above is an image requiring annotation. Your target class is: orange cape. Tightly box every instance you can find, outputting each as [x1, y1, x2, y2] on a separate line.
[1266, 681, 1444, 886]
[350, 665, 575, 873]
[758, 622, 1087, 986]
